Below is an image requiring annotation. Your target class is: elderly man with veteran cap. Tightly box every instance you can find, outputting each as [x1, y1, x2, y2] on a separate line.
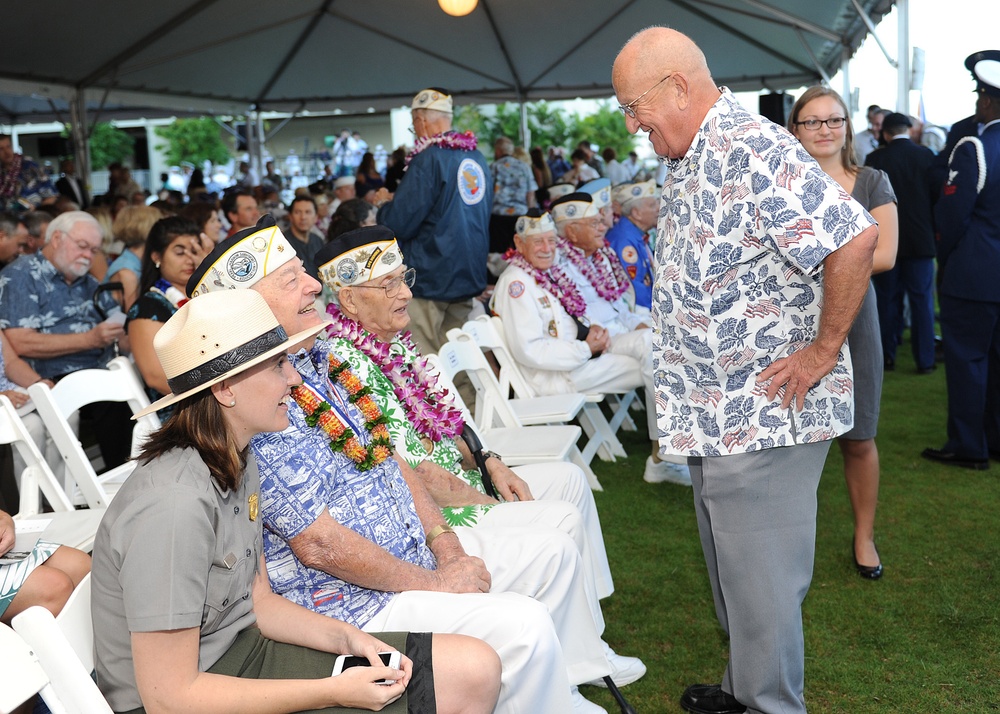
[372, 89, 492, 359]
[607, 180, 658, 310]
[579, 178, 615, 230]
[922, 50, 1000, 470]
[550, 192, 690, 485]
[492, 210, 689, 486]
[316, 225, 646, 689]
[187, 216, 617, 714]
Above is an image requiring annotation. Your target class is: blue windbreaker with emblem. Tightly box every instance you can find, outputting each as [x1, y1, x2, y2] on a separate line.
[377, 141, 492, 302]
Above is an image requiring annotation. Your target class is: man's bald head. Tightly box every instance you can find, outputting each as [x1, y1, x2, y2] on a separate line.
[612, 26, 720, 159]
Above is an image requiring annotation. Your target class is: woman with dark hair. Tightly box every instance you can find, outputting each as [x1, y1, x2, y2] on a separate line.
[789, 86, 899, 580]
[179, 200, 223, 249]
[92, 290, 500, 714]
[355, 152, 384, 201]
[126, 216, 202, 404]
[384, 147, 407, 193]
[326, 198, 377, 242]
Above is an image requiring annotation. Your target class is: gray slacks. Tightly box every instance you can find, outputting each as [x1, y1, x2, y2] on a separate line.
[690, 440, 831, 714]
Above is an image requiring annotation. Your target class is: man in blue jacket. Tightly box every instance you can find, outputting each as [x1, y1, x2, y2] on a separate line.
[373, 88, 492, 355]
[923, 53, 1000, 470]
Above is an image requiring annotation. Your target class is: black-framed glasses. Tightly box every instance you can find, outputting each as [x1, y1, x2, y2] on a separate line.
[793, 117, 847, 131]
[618, 73, 674, 118]
[352, 267, 416, 298]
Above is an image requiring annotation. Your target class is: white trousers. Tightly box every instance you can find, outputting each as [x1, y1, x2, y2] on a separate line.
[483, 461, 615, 601]
[365, 590, 573, 714]
[607, 328, 657, 441]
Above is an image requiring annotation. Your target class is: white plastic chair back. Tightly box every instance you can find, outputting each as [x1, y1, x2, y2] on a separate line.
[0, 622, 51, 714]
[28, 357, 152, 509]
[12, 575, 113, 713]
[0, 395, 74, 517]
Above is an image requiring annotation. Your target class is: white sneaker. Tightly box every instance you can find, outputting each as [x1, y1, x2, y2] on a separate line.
[643, 456, 692, 486]
[571, 686, 608, 713]
[587, 642, 647, 688]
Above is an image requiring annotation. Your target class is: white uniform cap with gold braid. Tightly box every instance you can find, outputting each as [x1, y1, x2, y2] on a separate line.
[186, 214, 296, 297]
[550, 192, 600, 225]
[612, 179, 658, 210]
[314, 225, 404, 293]
[515, 212, 556, 237]
[412, 88, 454, 114]
[547, 183, 576, 201]
[579, 178, 611, 209]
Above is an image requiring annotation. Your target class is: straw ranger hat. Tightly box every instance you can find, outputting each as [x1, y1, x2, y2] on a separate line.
[133, 290, 324, 418]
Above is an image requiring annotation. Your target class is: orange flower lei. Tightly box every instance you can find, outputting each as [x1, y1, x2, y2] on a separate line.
[291, 355, 393, 471]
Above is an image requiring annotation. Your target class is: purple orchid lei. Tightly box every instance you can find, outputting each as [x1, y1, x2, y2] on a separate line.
[324, 303, 465, 443]
[406, 130, 478, 166]
[502, 248, 588, 318]
[557, 237, 631, 303]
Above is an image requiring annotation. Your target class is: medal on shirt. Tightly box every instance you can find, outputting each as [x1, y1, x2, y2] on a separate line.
[248, 492, 259, 521]
[548, 319, 558, 337]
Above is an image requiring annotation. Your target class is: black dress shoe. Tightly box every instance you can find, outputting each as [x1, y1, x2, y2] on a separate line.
[853, 540, 883, 580]
[883, 356, 895, 372]
[921, 447, 989, 470]
[680, 684, 747, 714]
[916, 364, 937, 375]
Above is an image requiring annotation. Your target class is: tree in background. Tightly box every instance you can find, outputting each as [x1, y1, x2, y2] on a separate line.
[455, 100, 633, 160]
[61, 122, 136, 169]
[155, 117, 231, 167]
[571, 101, 635, 160]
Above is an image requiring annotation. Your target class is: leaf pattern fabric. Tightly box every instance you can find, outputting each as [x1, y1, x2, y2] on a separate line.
[652, 89, 876, 457]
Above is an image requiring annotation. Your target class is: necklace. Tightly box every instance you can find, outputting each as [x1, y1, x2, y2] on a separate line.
[151, 279, 189, 309]
[406, 131, 478, 166]
[325, 304, 465, 443]
[291, 354, 393, 471]
[502, 249, 587, 318]
[557, 237, 630, 303]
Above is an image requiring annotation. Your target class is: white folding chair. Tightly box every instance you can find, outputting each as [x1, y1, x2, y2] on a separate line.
[0, 622, 51, 714]
[432, 340, 603, 489]
[28, 357, 156, 509]
[0, 395, 104, 553]
[462, 315, 632, 460]
[12, 574, 114, 714]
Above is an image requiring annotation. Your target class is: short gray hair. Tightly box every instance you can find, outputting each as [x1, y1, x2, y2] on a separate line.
[45, 210, 100, 245]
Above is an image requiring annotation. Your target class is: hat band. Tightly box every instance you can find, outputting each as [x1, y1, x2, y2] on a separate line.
[166, 326, 289, 395]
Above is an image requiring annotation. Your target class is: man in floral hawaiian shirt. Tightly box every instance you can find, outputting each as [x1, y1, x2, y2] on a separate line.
[614, 28, 879, 714]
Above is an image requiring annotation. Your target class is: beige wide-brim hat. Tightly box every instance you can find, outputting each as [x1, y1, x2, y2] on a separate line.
[133, 290, 324, 418]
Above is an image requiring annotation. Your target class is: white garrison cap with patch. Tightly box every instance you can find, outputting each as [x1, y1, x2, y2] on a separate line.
[579, 178, 611, 209]
[315, 225, 403, 292]
[412, 88, 453, 114]
[187, 215, 296, 297]
[516, 212, 556, 237]
[612, 179, 658, 207]
[547, 183, 576, 201]
[550, 193, 600, 224]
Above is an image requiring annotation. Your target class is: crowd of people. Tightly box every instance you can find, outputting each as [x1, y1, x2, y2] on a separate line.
[1, 35, 998, 714]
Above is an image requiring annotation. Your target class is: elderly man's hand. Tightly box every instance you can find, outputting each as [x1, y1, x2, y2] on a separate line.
[585, 325, 609, 355]
[486, 459, 533, 502]
[434, 553, 492, 593]
[756, 344, 839, 411]
[91, 321, 125, 348]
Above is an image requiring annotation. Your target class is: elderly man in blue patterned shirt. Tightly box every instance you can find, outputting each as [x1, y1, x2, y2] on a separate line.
[614, 28, 879, 714]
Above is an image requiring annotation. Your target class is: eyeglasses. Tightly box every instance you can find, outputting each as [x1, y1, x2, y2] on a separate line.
[352, 267, 416, 298]
[618, 73, 674, 119]
[793, 117, 847, 131]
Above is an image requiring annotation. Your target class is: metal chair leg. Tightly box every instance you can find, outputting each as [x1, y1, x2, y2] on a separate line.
[604, 676, 638, 714]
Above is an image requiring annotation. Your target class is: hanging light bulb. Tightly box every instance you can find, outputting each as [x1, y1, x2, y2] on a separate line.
[438, 0, 478, 17]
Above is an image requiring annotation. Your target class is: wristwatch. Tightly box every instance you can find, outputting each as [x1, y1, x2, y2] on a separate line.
[482, 450, 504, 464]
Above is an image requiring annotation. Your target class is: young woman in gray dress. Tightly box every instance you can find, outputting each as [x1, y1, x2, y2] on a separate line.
[91, 289, 500, 714]
[790, 87, 899, 580]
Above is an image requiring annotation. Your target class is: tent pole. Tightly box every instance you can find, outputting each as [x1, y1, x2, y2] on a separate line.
[896, 0, 910, 115]
[69, 90, 91, 195]
[255, 110, 266, 182]
[519, 100, 530, 149]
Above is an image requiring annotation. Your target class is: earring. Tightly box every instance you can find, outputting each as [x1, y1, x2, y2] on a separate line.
[229, 400, 236, 407]
[155, 261, 161, 269]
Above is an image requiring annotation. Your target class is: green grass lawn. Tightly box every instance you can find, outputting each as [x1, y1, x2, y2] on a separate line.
[580, 345, 1000, 712]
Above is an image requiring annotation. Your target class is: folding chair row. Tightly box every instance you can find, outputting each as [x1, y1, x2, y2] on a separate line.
[428, 339, 603, 490]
